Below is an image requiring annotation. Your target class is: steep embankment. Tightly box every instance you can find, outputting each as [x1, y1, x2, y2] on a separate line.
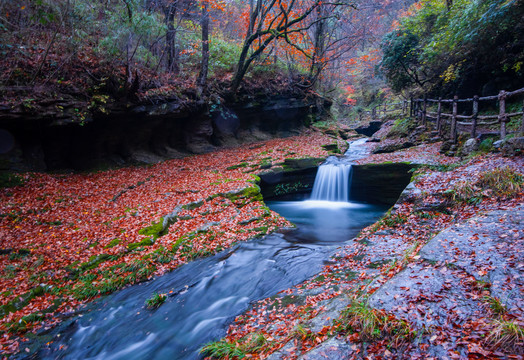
[0, 85, 331, 171]
[207, 144, 524, 359]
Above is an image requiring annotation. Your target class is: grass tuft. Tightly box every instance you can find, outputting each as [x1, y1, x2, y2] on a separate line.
[485, 319, 524, 353]
[145, 292, 167, 309]
[336, 300, 414, 347]
[200, 332, 269, 359]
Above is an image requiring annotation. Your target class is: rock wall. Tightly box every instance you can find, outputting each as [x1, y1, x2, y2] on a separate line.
[0, 95, 325, 171]
[260, 162, 414, 205]
[350, 163, 414, 205]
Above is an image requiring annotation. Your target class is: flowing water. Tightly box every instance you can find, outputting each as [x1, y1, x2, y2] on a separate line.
[35, 138, 389, 360]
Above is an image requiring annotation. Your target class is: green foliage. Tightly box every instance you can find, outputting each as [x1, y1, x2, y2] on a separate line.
[200, 333, 269, 359]
[0, 172, 25, 188]
[380, 0, 524, 95]
[479, 138, 495, 152]
[486, 319, 524, 352]
[94, 1, 166, 67]
[209, 36, 242, 76]
[145, 292, 167, 309]
[477, 167, 523, 198]
[274, 181, 307, 196]
[336, 300, 414, 345]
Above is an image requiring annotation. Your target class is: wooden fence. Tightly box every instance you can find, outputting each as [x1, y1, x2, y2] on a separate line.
[368, 87, 524, 143]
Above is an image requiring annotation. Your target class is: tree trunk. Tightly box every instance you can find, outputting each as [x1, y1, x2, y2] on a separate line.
[165, 3, 179, 74]
[197, 1, 210, 91]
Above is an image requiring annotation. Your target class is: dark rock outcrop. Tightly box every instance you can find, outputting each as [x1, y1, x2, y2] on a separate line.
[350, 163, 414, 205]
[353, 120, 382, 137]
[0, 94, 324, 171]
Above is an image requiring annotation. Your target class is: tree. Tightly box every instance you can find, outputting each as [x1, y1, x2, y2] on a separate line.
[197, 0, 210, 91]
[229, 0, 353, 92]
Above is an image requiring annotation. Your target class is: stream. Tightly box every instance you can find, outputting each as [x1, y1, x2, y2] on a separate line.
[35, 139, 389, 360]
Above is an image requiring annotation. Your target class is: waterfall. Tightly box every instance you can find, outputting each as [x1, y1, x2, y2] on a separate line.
[310, 159, 352, 202]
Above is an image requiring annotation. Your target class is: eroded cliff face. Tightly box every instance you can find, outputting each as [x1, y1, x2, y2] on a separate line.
[0, 94, 330, 171]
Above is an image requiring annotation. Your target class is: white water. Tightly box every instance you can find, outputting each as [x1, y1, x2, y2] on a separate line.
[310, 160, 352, 202]
[309, 138, 368, 203]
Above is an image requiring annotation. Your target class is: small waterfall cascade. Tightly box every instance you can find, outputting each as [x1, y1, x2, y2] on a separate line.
[310, 157, 352, 202]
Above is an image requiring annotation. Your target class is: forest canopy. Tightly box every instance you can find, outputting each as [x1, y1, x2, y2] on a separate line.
[379, 0, 524, 98]
[0, 0, 410, 110]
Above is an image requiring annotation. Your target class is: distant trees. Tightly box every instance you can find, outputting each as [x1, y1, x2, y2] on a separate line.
[0, 0, 418, 102]
[380, 0, 524, 97]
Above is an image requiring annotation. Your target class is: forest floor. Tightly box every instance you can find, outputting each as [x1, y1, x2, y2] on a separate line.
[208, 141, 524, 359]
[0, 130, 341, 356]
[1, 127, 523, 358]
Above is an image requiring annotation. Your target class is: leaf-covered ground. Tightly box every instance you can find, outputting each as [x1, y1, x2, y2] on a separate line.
[0, 132, 336, 355]
[208, 148, 524, 359]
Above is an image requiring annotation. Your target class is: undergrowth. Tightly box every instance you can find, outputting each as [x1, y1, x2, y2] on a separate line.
[335, 300, 415, 347]
[444, 166, 523, 204]
[200, 332, 269, 359]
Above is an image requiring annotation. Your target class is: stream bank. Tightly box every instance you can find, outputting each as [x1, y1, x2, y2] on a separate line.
[211, 145, 524, 359]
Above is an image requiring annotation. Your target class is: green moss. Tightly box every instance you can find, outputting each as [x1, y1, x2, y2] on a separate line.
[226, 162, 249, 170]
[6, 298, 63, 333]
[127, 237, 155, 251]
[104, 238, 121, 248]
[0, 172, 25, 188]
[138, 219, 166, 240]
[220, 185, 263, 206]
[0, 285, 51, 320]
[181, 200, 204, 210]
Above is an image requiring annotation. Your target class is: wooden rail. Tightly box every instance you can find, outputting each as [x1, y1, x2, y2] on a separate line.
[366, 87, 524, 143]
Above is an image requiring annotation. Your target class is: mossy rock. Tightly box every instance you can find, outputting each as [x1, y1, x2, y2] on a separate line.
[181, 200, 204, 210]
[139, 219, 167, 240]
[283, 158, 324, 170]
[219, 185, 263, 204]
[127, 237, 155, 251]
[321, 143, 339, 152]
[104, 238, 121, 249]
[323, 129, 340, 138]
[0, 285, 51, 320]
[226, 162, 249, 170]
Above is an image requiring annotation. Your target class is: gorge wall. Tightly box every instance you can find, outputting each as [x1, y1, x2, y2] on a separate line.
[0, 94, 330, 171]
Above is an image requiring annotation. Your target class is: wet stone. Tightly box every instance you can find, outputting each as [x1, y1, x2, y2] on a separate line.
[298, 337, 357, 359]
[419, 206, 524, 309]
[307, 295, 349, 333]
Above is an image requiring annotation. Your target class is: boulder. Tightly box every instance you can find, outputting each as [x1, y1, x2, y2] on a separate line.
[372, 141, 414, 154]
[460, 138, 479, 156]
[502, 136, 524, 156]
[353, 120, 382, 137]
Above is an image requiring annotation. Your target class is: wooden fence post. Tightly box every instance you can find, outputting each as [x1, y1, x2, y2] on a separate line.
[383, 102, 387, 117]
[403, 100, 407, 115]
[471, 95, 479, 138]
[521, 98, 524, 136]
[436, 97, 442, 136]
[499, 90, 507, 140]
[410, 97, 414, 117]
[372, 107, 376, 119]
[451, 95, 458, 144]
[422, 96, 427, 127]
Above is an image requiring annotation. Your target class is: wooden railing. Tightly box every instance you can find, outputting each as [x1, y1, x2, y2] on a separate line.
[366, 87, 524, 143]
[411, 88, 524, 143]
[370, 100, 409, 119]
